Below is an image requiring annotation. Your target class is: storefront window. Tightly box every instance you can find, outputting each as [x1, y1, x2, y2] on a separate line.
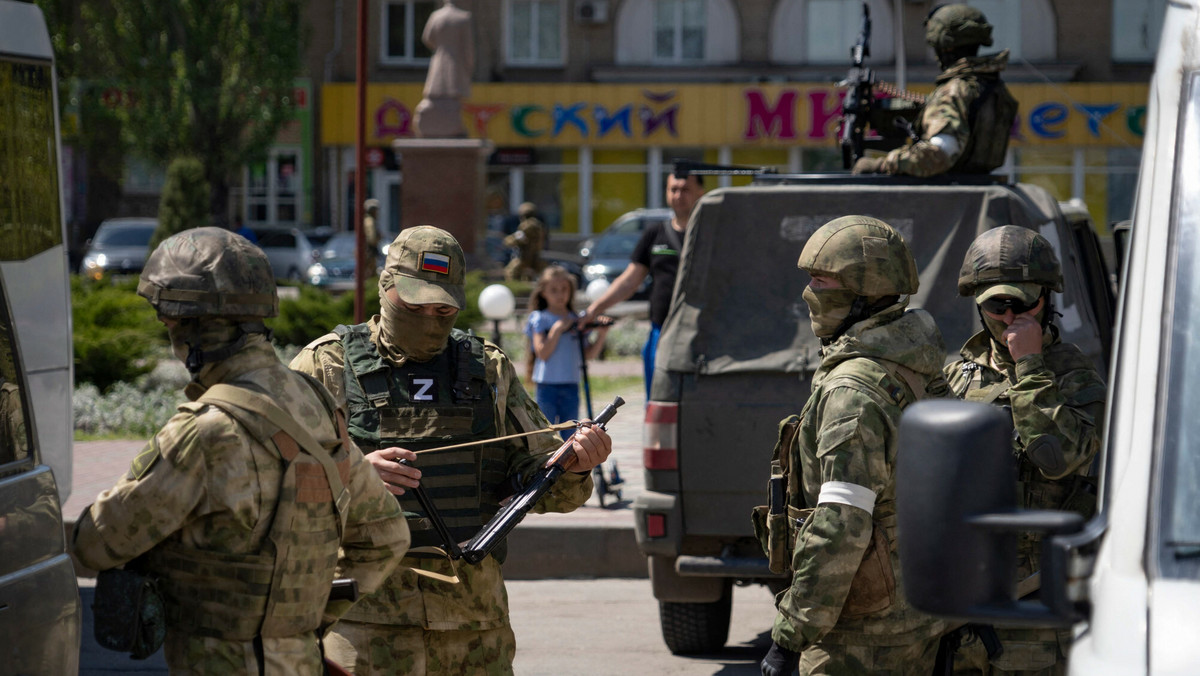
[508, 0, 563, 65]
[383, 0, 435, 64]
[594, 149, 648, 232]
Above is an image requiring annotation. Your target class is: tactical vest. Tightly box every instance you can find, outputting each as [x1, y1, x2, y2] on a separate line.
[951, 356, 1098, 571]
[335, 324, 507, 559]
[753, 358, 921, 619]
[955, 76, 1018, 174]
[147, 374, 350, 641]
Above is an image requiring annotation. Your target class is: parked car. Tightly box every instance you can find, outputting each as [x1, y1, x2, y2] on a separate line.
[579, 208, 670, 299]
[248, 226, 316, 281]
[78, 217, 158, 280]
[306, 232, 385, 291]
[632, 176, 1115, 655]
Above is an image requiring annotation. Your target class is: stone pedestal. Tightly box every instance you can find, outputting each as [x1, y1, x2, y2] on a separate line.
[392, 138, 492, 260]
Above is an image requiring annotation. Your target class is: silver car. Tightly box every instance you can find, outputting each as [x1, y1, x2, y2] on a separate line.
[78, 217, 158, 280]
[248, 226, 317, 281]
[579, 208, 670, 299]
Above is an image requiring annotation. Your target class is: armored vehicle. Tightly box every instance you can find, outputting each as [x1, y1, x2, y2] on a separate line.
[632, 174, 1116, 654]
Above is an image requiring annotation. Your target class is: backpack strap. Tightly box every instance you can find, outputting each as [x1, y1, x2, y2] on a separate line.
[200, 383, 350, 538]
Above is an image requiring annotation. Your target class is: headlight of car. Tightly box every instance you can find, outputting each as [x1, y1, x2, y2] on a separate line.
[82, 253, 107, 280]
[307, 263, 327, 284]
[584, 264, 609, 281]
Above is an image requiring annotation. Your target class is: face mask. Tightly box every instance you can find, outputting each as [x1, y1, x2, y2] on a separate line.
[802, 286, 858, 339]
[380, 290, 456, 362]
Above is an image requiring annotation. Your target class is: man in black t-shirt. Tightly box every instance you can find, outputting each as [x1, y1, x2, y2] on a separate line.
[581, 171, 705, 400]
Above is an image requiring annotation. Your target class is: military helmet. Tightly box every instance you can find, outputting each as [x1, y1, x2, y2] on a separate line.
[957, 225, 1063, 297]
[798, 216, 919, 296]
[137, 226, 278, 319]
[925, 4, 994, 51]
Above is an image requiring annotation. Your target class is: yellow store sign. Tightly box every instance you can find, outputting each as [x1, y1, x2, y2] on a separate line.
[322, 82, 1148, 149]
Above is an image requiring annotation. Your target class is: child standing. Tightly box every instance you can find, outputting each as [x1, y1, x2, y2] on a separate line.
[524, 266, 611, 439]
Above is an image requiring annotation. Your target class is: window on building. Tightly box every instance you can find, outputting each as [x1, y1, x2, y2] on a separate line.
[655, 0, 706, 62]
[507, 0, 564, 65]
[1112, 0, 1166, 62]
[615, 0, 737, 65]
[963, 0, 1056, 62]
[382, 0, 436, 64]
[770, 0, 894, 65]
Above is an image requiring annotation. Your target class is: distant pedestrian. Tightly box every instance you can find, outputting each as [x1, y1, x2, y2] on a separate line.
[233, 215, 257, 244]
[525, 265, 611, 439]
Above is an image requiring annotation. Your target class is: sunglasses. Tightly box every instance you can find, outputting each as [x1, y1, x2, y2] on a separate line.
[980, 295, 1041, 315]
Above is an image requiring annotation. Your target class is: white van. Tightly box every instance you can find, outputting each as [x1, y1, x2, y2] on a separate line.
[0, 1, 83, 672]
[898, 2, 1200, 673]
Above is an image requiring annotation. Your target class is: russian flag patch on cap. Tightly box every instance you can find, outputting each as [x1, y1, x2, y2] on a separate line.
[420, 252, 451, 274]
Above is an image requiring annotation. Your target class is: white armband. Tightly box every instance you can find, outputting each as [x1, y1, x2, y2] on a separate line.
[817, 481, 877, 514]
[929, 134, 963, 163]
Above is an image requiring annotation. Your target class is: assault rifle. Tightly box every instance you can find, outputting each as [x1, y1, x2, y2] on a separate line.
[838, 3, 923, 169]
[397, 396, 626, 565]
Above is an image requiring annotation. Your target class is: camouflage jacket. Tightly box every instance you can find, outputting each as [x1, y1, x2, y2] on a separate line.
[945, 330, 1105, 572]
[72, 337, 410, 673]
[882, 51, 1016, 177]
[290, 317, 592, 631]
[774, 305, 946, 652]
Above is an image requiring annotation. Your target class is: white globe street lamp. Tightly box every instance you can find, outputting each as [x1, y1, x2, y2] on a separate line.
[478, 283, 516, 346]
[585, 277, 611, 303]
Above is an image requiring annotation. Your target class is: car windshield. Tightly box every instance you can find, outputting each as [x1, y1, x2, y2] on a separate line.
[1157, 72, 1200, 577]
[322, 234, 357, 260]
[591, 216, 662, 258]
[94, 224, 155, 246]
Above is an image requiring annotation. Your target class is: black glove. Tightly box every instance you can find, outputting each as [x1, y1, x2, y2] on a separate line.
[760, 641, 801, 676]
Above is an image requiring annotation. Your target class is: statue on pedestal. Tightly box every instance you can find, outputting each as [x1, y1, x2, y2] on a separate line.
[414, 0, 473, 138]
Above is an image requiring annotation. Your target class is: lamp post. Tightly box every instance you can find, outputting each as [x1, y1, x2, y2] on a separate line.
[478, 284, 516, 347]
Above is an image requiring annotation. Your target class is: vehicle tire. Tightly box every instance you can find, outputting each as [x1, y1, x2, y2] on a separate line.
[658, 580, 732, 655]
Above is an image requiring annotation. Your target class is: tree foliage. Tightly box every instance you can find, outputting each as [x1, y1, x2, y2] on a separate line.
[81, 0, 305, 225]
[151, 156, 211, 250]
[71, 275, 166, 391]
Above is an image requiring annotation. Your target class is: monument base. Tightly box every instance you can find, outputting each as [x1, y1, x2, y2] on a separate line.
[392, 138, 492, 262]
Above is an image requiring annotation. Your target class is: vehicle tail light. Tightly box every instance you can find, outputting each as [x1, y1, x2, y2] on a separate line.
[645, 513, 667, 538]
[643, 402, 678, 470]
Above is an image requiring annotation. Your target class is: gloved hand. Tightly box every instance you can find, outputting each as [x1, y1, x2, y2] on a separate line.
[760, 641, 801, 676]
[852, 156, 886, 175]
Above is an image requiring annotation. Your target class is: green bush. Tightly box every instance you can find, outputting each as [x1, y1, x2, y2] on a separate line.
[71, 275, 166, 391]
[150, 156, 211, 251]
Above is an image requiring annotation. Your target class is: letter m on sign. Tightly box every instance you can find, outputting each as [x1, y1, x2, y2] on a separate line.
[744, 90, 799, 140]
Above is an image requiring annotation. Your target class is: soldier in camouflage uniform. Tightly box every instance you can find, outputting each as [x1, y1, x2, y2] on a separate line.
[853, 4, 1017, 177]
[503, 202, 545, 281]
[290, 225, 612, 675]
[72, 227, 411, 675]
[942, 226, 1105, 675]
[761, 216, 947, 676]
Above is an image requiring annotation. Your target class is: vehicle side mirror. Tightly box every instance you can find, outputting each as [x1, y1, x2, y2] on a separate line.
[897, 400, 1083, 627]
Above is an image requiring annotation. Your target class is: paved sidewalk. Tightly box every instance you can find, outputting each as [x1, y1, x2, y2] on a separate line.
[66, 359, 649, 580]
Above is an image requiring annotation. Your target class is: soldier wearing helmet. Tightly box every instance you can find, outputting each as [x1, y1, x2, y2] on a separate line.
[760, 217, 947, 676]
[504, 201, 546, 281]
[72, 227, 410, 673]
[940, 225, 1105, 673]
[290, 225, 612, 675]
[853, 3, 1017, 177]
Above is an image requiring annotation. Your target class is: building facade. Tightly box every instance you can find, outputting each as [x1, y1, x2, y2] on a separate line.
[276, 0, 1164, 241]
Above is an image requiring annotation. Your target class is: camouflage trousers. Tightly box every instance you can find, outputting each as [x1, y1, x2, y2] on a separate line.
[950, 626, 1068, 676]
[797, 634, 940, 675]
[324, 619, 516, 675]
[163, 633, 323, 675]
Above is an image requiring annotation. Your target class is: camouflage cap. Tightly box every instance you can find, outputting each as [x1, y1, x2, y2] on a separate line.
[925, 4, 994, 51]
[958, 225, 1063, 296]
[380, 225, 466, 309]
[975, 281, 1042, 304]
[137, 227, 278, 319]
[798, 215, 919, 296]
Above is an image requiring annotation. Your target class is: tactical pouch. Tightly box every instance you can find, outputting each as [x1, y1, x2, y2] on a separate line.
[93, 567, 167, 660]
[841, 523, 896, 618]
[751, 415, 806, 574]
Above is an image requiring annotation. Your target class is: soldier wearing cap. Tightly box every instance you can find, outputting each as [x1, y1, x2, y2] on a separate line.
[760, 216, 947, 676]
[941, 226, 1105, 674]
[853, 3, 1017, 177]
[290, 225, 612, 675]
[72, 227, 410, 673]
[503, 202, 545, 281]
[362, 199, 382, 267]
